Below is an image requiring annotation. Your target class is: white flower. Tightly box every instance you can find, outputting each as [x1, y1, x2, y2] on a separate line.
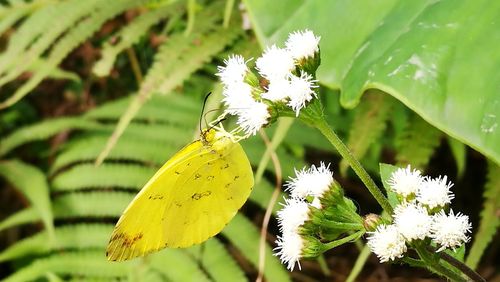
[277, 197, 310, 233]
[222, 81, 255, 115]
[285, 162, 333, 199]
[387, 165, 423, 198]
[394, 202, 432, 241]
[255, 45, 295, 80]
[275, 231, 304, 271]
[430, 210, 471, 252]
[417, 176, 455, 209]
[216, 54, 249, 85]
[286, 29, 321, 60]
[287, 71, 318, 116]
[262, 78, 290, 101]
[367, 224, 407, 263]
[235, 100, 270, 136]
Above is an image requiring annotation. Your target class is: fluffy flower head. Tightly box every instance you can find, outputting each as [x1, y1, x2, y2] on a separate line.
[256, 45, 295, 80]
[262, 78, 290, 101]
[287, 71, 318, 116]
[430, 210, 471, 252]
[277, 198, 310, 234]
[286, 29, 321, 60]
[367, 224, 407, 262]
[387, 165, 423, 198]
[235, 101, 270, 136]
[417, 176, 455, 209]
[222, 81, 255, 115]
[216, 55, 248, 85]
[394, 202, 432, 241]
[285, 162, 333, 199]
[275, 231, 304, 271]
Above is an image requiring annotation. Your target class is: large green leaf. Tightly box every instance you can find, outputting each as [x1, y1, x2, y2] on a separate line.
[244, 0, 500, 164]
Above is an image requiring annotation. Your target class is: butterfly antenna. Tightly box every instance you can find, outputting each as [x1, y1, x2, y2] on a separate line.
[199, 92, 212, 134]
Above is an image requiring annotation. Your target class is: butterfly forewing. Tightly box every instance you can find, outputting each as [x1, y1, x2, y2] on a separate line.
[106, 131, 253, 261]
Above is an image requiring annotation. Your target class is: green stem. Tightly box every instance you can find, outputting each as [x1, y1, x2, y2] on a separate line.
[433, 247, 486, 282]
[314, 118, 393, 215]
[414, 244, 466, 282]
[322, 231, 364, 251]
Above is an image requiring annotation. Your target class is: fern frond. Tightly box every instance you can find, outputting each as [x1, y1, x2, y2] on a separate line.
[0, 0, 99, 78]
[93, 3, 180, 77]
[84, 94, 199, 126]
[222, 214, 290, 282]
[147, 249, 210, 282]
[0, 207, 38, 232]
[0, 224, 112, 262]
[0, 160, 54, 239]
[250, 179, 285, 215]
[96, 0, 242, 164]
[52, 191, 132, 219]
[186, 239, 246, 282]
[0, 117, 102, 156]
[1, 250, 134, 282]
[0, 0, 147, 108]
[50, 135, 170, 174]
[51, 163, 154, 191]
[465, 162, 500, 269]
[340, 92, 392, 176]
[395, 113, 442, 169]
[0, 0, 39, 35]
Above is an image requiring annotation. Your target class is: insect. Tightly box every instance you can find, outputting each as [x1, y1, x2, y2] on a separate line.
[106, 127, 254, 261]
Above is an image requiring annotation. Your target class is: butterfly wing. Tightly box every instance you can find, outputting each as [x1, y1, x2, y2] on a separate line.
[106, 135, 253, 261]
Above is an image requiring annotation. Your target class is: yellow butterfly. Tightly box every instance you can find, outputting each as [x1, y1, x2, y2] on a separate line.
[106, 127, 254, 261]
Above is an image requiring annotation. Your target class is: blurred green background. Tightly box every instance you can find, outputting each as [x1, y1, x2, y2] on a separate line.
[0, 0, 498, 281]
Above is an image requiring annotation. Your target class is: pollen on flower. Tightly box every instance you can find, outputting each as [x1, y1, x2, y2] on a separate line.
[235, 101, 270, 136]
[274, 231, 304, 271]
[262, 78, 290, 102]
[285, 29, 321, 60]
[417, 176, 455, 209]
[277, 197, 310, 233]
[222, 81, 255, 115]
[388, 165, 423, 198]
[430, 210, 471, 252]
[287, 71, 318, 116]
[285, 162, 333, 199]
[216, 54, 249, 85]
[367, 224, 407, 263]
[255, 45, 295, 80]
[394, 202, 432, 241]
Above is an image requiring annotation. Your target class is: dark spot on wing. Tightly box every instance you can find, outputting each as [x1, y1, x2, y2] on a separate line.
[174, 171, 181, 175]
[221, 163, 230, 170]
[206, 175, 214, 181]
[225, 183, 231, 188]
[113, 232, 144, 248]
[148, 194, 164, 200]
[194, 173, 202, 180]
[234, 175, 240, 181]
[191, 191, 212, 200]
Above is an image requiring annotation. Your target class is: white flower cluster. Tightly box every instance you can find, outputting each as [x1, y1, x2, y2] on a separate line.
[367, 165, 472, 262]
[275, 162, 333, 270]
[216, 30, 320, 136]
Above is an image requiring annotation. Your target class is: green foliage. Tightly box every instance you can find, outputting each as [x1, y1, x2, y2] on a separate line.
[395, 113, 442, 170]
[465, 162, 500, 269]
[0, 160, 54, 240]
[96, 0, 243, 164]
[0, 0, 148, 108]
[245, 0, 500, 165]
[340, 91, 392, 176]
